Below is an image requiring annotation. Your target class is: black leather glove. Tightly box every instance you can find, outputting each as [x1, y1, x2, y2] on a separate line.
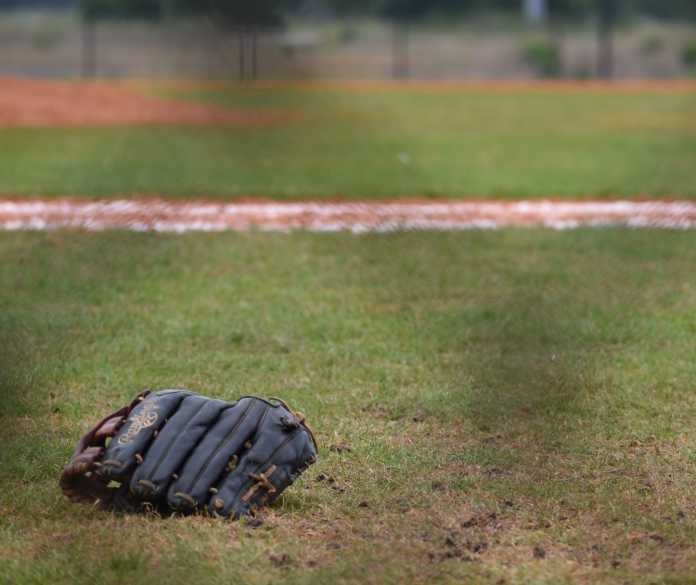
[60, 389, 318, 519]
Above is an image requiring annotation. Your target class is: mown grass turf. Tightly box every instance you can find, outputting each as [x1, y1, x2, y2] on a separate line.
[1, 83, 695, 198]
[1, 228, 696, 584]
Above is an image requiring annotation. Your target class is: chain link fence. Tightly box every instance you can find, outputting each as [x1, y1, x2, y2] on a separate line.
[0, 8, 694, 79]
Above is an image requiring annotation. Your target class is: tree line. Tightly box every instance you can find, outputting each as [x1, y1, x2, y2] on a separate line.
[0, 0, 694, 21]
[64, 0, 696, 79]
[69, 0, 696, 22]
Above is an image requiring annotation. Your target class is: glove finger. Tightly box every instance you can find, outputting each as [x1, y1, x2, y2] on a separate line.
[237, 431, 316, 516]
[98, 389, 191, 481]
[208, 405, 317, 519]
[129, 395, 229, 500]
[166, 397, 269, 512]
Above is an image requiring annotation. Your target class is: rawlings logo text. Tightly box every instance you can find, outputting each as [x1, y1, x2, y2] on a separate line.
[118, 400, 158, 444]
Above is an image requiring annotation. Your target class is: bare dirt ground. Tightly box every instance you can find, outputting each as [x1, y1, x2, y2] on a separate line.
[2, 198, 696, 232]
[0, 78, 295, 127]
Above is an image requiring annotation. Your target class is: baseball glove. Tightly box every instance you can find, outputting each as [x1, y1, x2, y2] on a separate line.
[60, 389, 318, 519]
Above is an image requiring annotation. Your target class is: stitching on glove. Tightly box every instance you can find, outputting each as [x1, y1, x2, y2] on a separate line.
[137, 479, 157, 494]
[242, 464, 278, 502]
[173, 491, 197, 507]
[226, 454, 239, 472]
[269, 397, 318, 451]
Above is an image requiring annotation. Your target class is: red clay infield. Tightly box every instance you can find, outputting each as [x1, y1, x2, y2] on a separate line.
[0, 78, 295, 127]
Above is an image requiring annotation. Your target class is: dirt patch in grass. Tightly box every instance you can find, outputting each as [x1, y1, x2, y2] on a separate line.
[0, 78, 297, 127]
[264, 490, 689, 583]
[304, 416, 696, 581]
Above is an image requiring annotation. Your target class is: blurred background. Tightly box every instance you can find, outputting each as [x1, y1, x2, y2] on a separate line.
[1, 0, 695, 80]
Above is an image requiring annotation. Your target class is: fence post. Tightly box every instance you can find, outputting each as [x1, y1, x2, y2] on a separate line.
[597, 0, 616, 78]
[251, 28, 258, 80]
[239, 27, 246, 81]
[81, 16, 97, 78]
[392, 23, 410, 79]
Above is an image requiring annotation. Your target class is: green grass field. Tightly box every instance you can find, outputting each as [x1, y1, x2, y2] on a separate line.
[2, 229, 696, 584]
[1, 83, 696, 198]
[2, 82, 696, 584]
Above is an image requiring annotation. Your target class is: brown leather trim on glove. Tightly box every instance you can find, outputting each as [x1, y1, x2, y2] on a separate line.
[59, 391, 150, 505]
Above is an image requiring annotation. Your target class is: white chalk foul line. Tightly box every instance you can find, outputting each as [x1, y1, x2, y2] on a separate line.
[1, 199, 696, 232]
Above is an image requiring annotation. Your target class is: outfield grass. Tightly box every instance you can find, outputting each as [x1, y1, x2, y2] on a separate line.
[1, 83, 695, 198]
[1, 228, 696, 584]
